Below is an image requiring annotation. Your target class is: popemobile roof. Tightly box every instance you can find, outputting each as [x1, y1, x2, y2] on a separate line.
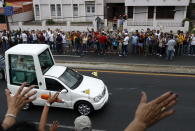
[5, 44, 49, 56]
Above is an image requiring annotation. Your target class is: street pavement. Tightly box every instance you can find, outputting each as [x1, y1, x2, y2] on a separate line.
[0, 70, 195, 131]
[53, 54, 195, 74]
[2, 47, 195, 74]
[53, 53, 195, 66]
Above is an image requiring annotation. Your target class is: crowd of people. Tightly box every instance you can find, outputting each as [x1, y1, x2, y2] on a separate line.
[0, 83, 177, 131]
[0, 28, 195, 60]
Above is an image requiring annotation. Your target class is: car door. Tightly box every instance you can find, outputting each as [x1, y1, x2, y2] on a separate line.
[44, 77, 72, 108]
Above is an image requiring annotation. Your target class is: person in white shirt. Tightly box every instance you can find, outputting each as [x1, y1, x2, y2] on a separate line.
[155, 30, 161, 40]
[32, 31, 38, 43]
[43, 31, 48, 44]
[21, 32, 27, 43]
[190, 34, 195, 56]
[47, 28, 51, 36]
[122, 33, 130, 56]
[49, 31, 55, 50]
[62, 32, 67, 54]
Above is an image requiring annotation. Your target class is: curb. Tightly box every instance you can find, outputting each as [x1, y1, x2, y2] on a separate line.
[55, 60, 195, 75]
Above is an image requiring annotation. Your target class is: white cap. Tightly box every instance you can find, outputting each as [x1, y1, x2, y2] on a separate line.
[74, 115, 92, 131]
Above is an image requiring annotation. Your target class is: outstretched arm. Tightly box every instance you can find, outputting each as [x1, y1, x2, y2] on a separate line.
[125, 91, 177, 131]
[39, 92, 59, 131]
[2, 83, 37, 130]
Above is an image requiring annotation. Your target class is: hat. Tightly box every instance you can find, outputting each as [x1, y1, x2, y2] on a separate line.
[74, 115, 92, 131]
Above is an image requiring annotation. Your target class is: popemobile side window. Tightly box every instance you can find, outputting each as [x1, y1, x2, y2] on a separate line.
[9, 55, 38, 86]
[45, 78, 64, 92]
[38, 49, 54, 74]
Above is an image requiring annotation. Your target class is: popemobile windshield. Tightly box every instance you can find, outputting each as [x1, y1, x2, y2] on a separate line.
[5, 44, 109, 115]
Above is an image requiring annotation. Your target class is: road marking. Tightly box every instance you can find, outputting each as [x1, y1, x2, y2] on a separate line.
[76, 69, 195, 78]
[117, 88, 138, 90]
[53, 55, 81, 57]
[33, 122, 105, 131]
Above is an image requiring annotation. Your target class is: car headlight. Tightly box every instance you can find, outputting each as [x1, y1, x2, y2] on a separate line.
[94, 95, 102, 103]
[93, 85, 107, 103]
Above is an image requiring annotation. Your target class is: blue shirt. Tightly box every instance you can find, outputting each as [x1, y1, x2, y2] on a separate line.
[131, 35, 138, 45]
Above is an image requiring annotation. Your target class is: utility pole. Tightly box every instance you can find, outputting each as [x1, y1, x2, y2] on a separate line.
[3, 0, 10, 31]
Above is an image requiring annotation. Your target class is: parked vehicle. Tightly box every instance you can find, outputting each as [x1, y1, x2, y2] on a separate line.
[5, 44, 109, 115]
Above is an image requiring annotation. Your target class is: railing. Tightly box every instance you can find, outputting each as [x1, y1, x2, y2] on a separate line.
[23, 21, 42, 26]
[127, 20, 183, 27]
[9, 22, 19, 26]
[127, 20, 153, 26]
[71, 22, 93, 26]
[157, 22, 183, 27]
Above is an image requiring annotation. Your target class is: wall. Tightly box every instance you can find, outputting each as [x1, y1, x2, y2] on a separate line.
[174, 6, 186, 22]
[34, 0, 104, 21]
[104, 0, 125, 3]
[9, 21, 96, 31]
[125, 0, 190, 6]
[62, 4, 72, 21]
[40, 5, 50, 20]
[0, 24, 7, 30]
[0, 1, 3, 7]
[8, 11, 33, 22]
[134, 6, 148, 22]
[124, 21, 189, 33]
[129, 6, 186, 23]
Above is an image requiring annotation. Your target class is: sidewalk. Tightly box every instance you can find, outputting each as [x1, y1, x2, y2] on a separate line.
[54, 54, 195, 74]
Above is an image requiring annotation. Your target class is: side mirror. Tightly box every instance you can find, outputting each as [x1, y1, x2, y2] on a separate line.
[61, 89, 68, 94]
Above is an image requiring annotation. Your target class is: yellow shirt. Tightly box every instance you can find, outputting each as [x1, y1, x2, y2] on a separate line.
[178, 35, 185, 45]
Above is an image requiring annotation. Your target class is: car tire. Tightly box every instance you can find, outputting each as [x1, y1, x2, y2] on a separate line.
[0, 71, 4, 80]
[75, 101, 94, 115]
[22, 103, 33, 111]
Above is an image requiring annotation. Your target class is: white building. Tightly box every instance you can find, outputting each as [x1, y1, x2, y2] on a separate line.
[33, 0, 104, 22]
[123, 0, 190, 32]
[20, 0, 190, 32]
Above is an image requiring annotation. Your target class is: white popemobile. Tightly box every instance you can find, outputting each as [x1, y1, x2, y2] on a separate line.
[5, 44, 109, 115]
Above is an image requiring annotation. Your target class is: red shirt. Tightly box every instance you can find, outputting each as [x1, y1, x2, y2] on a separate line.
[99, 35, 107, 44]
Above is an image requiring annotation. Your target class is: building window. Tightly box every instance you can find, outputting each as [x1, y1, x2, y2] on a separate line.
[73, 4, 78, 17]
[148, 6, 154, 19]
[128, 6, 133, 19]
[85, 1, 95, 15]
[50, 4, 56, 16]
[92, 6, 95, 13]
[57, 4, 61, 16]
[35, 4, 40, 16]
[87, 6, 90, 13]
[156, 6, 175, 19]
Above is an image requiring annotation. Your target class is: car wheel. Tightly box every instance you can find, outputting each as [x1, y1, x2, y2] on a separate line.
[76, 102, 93, 115]
[22, 103, 32, 110]
[0, 71, 4, 80]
